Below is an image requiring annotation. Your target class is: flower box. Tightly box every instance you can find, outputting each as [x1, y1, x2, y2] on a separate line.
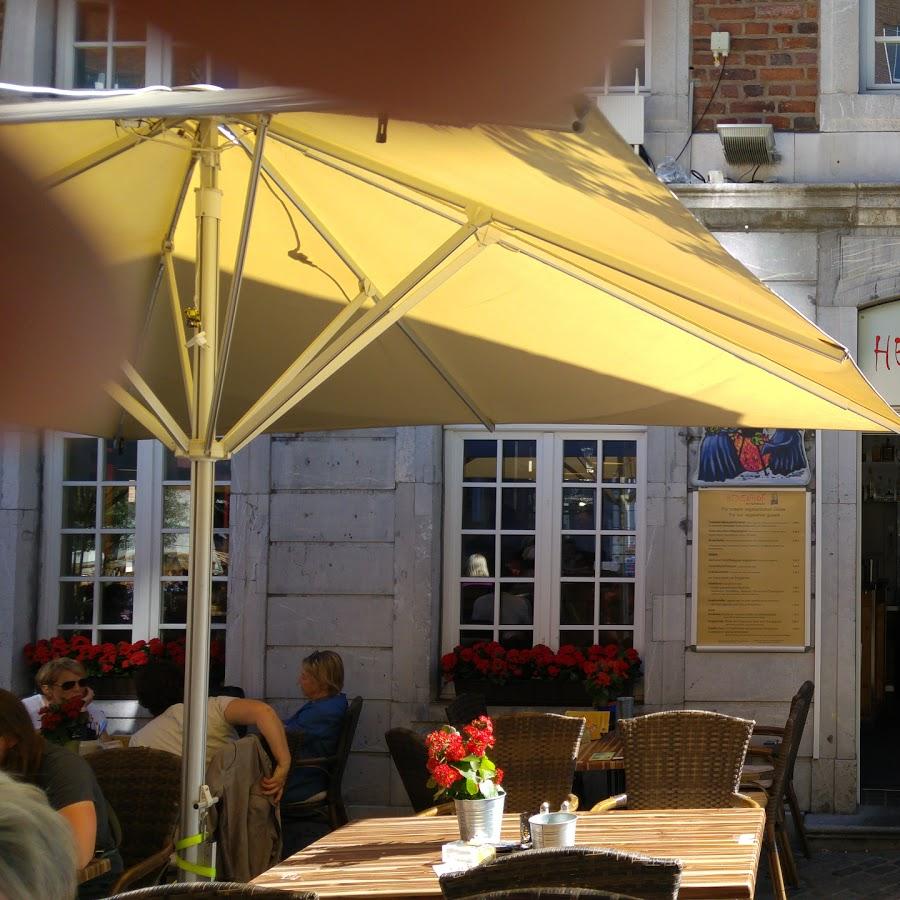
[91, 675, 137, 700]
[454, 676, 593, 708]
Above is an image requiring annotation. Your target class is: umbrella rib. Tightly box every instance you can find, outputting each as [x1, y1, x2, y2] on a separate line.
[105, 382, 181, 453]
[206, 115, 270, 453]
[121, 362, 191, 450]
[222, 223, 488, 455]
[163, 247, 195, 431]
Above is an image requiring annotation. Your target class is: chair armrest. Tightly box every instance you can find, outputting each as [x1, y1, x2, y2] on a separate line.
[109, 843, 175, 894]
[732, 792, 762, 808]
[416, 802, 454, 817]
[746, 746, 776, 762]
[566, 793, 579, 812]
[589, 793, 627, 813]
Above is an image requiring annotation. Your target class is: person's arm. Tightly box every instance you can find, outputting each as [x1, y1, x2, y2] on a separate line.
[58, 800, 97, 868]
[222, 698, 291, 802]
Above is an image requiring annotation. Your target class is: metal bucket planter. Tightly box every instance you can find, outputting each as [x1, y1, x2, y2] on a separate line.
[454, 793, 506, 842]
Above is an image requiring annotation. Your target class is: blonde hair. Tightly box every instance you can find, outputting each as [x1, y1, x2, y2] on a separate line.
[35, 657, 86, 691]
[302, 650, 344, 696]
[0, 771, 77, 900]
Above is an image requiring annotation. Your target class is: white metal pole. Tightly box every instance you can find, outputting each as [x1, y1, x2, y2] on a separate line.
[179, 117, 221, 879]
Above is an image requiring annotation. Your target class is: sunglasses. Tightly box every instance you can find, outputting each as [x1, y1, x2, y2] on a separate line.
[55, 678, 90, 691]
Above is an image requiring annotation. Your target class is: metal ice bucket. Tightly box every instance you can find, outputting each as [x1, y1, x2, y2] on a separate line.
[528, 801, 577, 849]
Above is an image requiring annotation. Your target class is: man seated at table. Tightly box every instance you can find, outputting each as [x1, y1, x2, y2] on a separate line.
[130, 659, 291, 801]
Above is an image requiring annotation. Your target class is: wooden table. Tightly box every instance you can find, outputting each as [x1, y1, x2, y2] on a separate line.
[576, 731, 624, 772]
[254, 808, 765, 899]
[76, 856, 111, 885]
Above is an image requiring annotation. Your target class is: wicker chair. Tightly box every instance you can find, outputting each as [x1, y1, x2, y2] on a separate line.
[590, 710, 756, 812]
[438, 847, 681, 900]
[492, 713, 585, 813]
[741, 681, 815, 900]
[106, 883, 317, 898]
[446, 692, 488, 729]
[86, 747, 182, 894]
[282, 696, 363, 829]
[385, 727, 435, 812]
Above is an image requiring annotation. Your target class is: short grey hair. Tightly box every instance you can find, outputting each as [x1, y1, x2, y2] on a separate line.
[35, 656, 86, 690]
[0, 771, 77, 900]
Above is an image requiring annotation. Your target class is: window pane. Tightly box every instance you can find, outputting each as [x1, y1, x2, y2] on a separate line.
[215, 458, 231, 481]
[60, 582, 94, 624]
[563, 440, 597, 482]
[76, 1, 109, 41]
[74, 47, 108, 89]
[463, 584, 494, 625]
[501, 488, 536, 530]
[502, 440, 536, 482]
[99, 628, 132, 644]
[103, 485, 136, 528]
[101, 581, 133, 624]
[172, 45, 208, 85]
[163, 485, 191, 529]
[161, 581, 187, 624]
[62, 534, 95, 576]
[113, 2, 146, 41]
[103, 440, 138, 481]
[600, 535, 637, 577]
[112, 46, 145, 88]
[560, 582, 594, 625]
[459, 629, 493, 646]
[601, 488, 636, 530]
[101, 533, 134, 576]
[211, 582, 228, 624]
[599, 583, 634, 625]
[499, 584, 533, 625]
[212, 534, 229, 576]
[463, 440, 496, 482]
[608, 44, 645, 88]
[602, 441, 637, 483]
[463, 487, 496, 530]
[162, 534, 190, 576]
[558, 629, 594, 648]
[597, 629, 634, 649]
[462, 537, 495, 577]
[500, 535, 535, 578]
[165, 452, 192, 481]
[562, 488, 596, 530]
[63, 486, 96, 528]
[64, 437, 97, 481]
[500, 630, 533, 650]
[214, 487, 230, 529]
[561, 534, 595, 577]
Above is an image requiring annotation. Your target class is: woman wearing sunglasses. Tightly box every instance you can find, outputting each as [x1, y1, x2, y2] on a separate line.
[21, 658, 109, 740]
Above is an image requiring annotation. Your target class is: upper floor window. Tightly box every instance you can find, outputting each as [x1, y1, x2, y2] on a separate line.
[592, 0, 651, 92]
[56, 0, 236, 89]
[863, 0, 900, 89]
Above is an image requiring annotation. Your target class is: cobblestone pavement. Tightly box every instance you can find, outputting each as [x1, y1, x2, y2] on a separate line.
[754, 846, 900, 898]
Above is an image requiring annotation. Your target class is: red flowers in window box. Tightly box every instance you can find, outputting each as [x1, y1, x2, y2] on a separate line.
[425, 715, 504, 802]
[441, 641, 641, 708]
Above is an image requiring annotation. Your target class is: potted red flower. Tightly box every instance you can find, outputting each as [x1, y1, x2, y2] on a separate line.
[38, 695, 97, 746]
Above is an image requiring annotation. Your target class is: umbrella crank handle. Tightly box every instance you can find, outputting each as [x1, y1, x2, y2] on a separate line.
[194, 784, 220, 817]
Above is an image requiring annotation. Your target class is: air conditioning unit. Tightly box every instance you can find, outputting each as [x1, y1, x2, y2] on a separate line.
[716, 123, 780, 165]
[594, 94, 645, 147]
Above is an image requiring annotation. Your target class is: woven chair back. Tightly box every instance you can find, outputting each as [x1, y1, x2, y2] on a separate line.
[87, 746, 181, 872]
[385, 727, 434, 812]
[106, 882, 318, 897]
[621, 710, 754, 809]
[492, 713, 585, 813]
[765, 680, 814, 817]
[439, 846, 681, 900]
[446, 692, 488, 729]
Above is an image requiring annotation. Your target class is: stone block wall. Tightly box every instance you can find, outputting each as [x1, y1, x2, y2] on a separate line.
[691, 0, 819, 131]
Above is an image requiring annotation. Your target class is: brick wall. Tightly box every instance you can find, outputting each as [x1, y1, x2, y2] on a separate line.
[692, 1, 819, 132]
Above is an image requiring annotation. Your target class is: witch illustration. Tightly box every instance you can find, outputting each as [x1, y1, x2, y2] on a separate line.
[762, 429, 807, 476]
[698, 427, 743, 482]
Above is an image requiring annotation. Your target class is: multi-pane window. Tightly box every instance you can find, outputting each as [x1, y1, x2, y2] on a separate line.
[44, 435, 230, 654]
[863, 0, 900, 89]
[444, 429, 644, 652]
[592, 0, 651, 91]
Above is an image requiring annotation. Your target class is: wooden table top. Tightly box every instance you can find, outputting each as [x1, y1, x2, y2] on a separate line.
[254, 808, 765, 899]
[576, 731, 624, 771]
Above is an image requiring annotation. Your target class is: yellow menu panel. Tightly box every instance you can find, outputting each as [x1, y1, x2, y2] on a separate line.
[696, 490, 807, 648]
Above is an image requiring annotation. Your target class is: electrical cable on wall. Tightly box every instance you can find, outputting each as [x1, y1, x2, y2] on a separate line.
[673, 63, 727, 164]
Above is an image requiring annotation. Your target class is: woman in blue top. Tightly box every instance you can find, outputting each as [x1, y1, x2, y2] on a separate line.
[282, 650, 348, 806]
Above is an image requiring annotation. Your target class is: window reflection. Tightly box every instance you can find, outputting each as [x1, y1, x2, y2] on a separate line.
[562, 488, 596, 530]
[563, 441, 597, 482]
[62, 534, 96, 576]
[463, 440, 497, 482]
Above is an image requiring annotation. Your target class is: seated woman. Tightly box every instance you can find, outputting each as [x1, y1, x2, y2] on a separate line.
[282, 650, 349, 806]
[0, 689, 122, 900]
[130, 659, 291, 801]
[22, 658, 108, 740]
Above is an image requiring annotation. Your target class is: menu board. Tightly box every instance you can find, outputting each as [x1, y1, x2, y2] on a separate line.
[692, 489, 809, 650]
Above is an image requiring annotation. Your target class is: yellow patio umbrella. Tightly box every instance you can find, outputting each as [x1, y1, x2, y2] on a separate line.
[0, 87, 895, 875]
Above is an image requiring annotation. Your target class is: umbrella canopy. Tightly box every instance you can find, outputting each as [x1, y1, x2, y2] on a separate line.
[0, 87, 897, 875]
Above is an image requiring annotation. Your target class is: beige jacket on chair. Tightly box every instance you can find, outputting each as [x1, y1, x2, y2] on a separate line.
[206, 734, 282, 881]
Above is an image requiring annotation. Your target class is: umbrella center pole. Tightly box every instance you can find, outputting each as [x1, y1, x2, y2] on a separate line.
[179, 118, 223, 882]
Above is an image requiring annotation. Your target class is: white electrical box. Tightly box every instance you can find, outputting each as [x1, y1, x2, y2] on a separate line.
[710, 31, 730, 56]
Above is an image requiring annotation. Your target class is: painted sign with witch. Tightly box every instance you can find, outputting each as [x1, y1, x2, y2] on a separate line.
[691, 428, 810, 486]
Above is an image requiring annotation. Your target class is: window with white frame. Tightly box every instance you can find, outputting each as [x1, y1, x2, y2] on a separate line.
[56, 0, 236, 89]
[442, 429, 644, 652]
[43, 434, 230, 652]
[592, 0, 651, 91]
[862, 0, 900, 89]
